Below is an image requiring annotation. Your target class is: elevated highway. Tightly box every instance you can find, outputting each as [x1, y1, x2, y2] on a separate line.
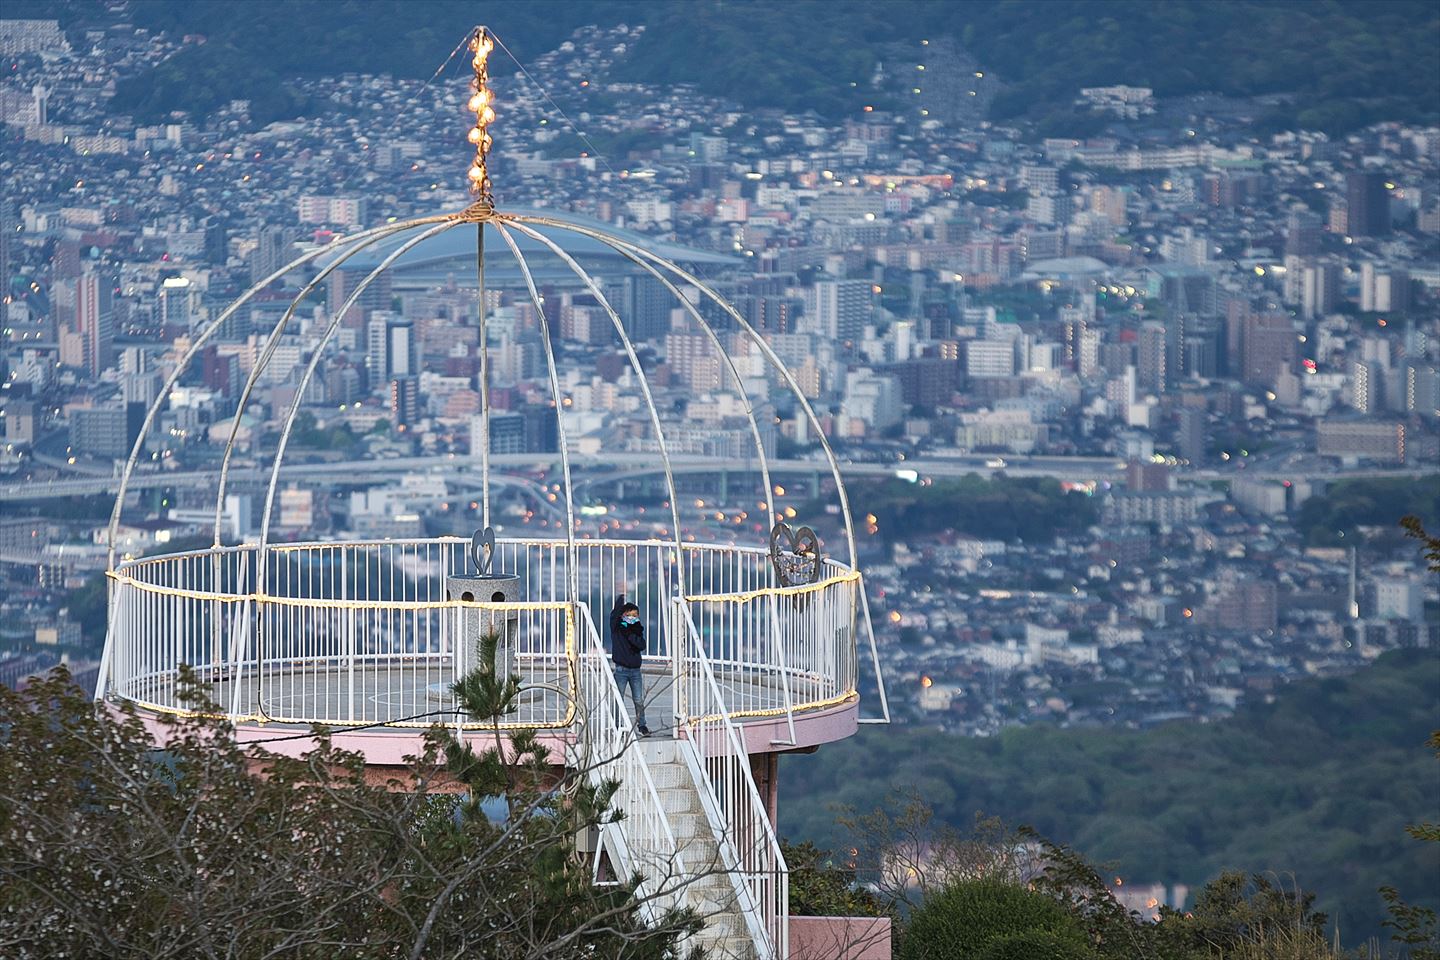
[0, 451, 1426, 503]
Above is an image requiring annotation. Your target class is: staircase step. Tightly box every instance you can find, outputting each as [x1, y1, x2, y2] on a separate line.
[646, 763, 691, 791]
[660, 789, 696, 814]
[664, 814, 703, 840]
[637, 738, 680, 764]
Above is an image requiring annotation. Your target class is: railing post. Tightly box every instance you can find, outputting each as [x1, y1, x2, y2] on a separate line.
[342, 548, 354, 722]
[671, 595, 686, 726]
[94, 575, 120, 702]
[766, 590, 798, 746]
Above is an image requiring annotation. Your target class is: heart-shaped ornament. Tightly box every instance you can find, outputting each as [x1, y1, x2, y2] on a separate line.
[470, 526, 496, 576]
[769, 521, 822, 586]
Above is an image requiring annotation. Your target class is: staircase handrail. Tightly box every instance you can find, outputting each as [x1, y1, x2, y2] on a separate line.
[674, 600, 790, 959]
[573, 602, 688, 921]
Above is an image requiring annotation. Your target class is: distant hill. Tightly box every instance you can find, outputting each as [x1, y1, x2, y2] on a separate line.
[780, 648, 1440, 948]
[25, 0, 1440, 132]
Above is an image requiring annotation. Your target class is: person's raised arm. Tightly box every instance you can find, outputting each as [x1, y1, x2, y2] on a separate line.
[609, 591, 626, 635]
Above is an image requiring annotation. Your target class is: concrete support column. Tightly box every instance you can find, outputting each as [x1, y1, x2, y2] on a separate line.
[750, 751, 780, 828]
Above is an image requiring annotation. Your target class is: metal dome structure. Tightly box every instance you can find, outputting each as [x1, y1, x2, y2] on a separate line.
[97, 28, 888, 960]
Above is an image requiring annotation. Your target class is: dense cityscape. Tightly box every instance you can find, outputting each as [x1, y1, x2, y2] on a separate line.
[1, 11, 1436, 729]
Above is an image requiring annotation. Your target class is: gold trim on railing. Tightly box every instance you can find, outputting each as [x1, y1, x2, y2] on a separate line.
[683, 569, 860, 604]
[686, 690, 858, 726]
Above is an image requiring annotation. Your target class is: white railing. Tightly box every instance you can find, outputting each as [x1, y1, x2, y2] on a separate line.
[572, 603, 688, 920]
[682, 556, 859, 723]
[102, 537, 861, 735]
[106, 540, 576, 729]
[99, 536, 870, 958]
[674, 601, 789, 960]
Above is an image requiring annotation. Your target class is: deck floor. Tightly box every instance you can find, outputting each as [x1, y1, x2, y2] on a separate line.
[130, 661, 831, 737]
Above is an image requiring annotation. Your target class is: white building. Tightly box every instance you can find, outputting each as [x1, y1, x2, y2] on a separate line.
[297, 195, 368, 226]
[1373, 577, 1424, 621]
[966, 339, 1015, 378]
[804, 278, 869, 345]
[843, 369, 903, 434]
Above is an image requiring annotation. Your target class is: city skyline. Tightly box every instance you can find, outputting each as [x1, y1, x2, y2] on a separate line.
[0, 3, 1436, 952]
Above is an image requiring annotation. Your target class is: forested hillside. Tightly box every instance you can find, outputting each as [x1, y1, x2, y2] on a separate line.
[24, 0, 1440, 132]
[781, 648, 1440, 947]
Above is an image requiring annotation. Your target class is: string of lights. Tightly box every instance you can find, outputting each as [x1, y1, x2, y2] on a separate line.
[466, 27, 496, 207]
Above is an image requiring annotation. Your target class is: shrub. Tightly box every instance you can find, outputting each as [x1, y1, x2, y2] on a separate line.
[898, 878, 1088, 960]
[976, 929, 1099, 960]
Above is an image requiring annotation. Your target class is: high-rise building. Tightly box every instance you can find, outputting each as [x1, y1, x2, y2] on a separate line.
[1059, 308, 1084, 366]
[1404, 364, 1439, 417]
[1350, 359, 1379, 413]
[1137, 322, 1166, 393]
[1345, 172, 1390, 237]
[1176, 405, 1206, 462]
[386, 320, 417, 378]
[620, 273, 674, 341]
[252, 226, 301, 283]
[1078, 328, 1102, 379]
[473, 404, 559, 454]
[74, 271, 114, 376]
[1151, 266, 1216, 317]
[388, 375, 419, 426]
[1207, 581, 1277, 632]
[1328, 199, 1348, 235]
[365, 315, 389, 386]
[203, 217, 228, 265]
[805, 278, 869, 347]
[1241, 313, 1297, 388]
[29, 82, 48, 124]
[736, 293, 798, 334]
[70, 405, 131, 459]
[0, 197, 16, 300]
[665, 332, 723, 391]
[52, 234, 82, 281]
[1163, 314, 1191, 385]
[559, 302, 606, 344]
[329, 264, 392, 326]
[477, 412, 527, 454]
[156, 276, 198, 330]
[965, 339, 1015, 379]
[1299, 262, 1340, 319]
[1359, 262, 1410, 313]
[1183, 333, 1218, 380]
[1284, 208, 1323, 257]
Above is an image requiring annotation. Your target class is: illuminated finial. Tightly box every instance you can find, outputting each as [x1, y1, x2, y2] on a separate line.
[467, 26, 496, 207]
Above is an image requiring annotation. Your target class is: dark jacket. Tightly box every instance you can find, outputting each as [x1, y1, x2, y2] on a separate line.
[609, 596, 645, 668]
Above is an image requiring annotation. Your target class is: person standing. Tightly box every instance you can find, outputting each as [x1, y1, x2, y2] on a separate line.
[609, 593, 650, 736]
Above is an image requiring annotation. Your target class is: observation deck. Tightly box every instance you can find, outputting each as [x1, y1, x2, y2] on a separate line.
[95, 26, 890, 956]
[101, 536, 864, 761]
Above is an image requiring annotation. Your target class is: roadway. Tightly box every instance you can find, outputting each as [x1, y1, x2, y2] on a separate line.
[0, 451, 1427, 503]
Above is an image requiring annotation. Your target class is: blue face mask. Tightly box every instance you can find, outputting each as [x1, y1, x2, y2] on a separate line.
[621, 615, 639, 626]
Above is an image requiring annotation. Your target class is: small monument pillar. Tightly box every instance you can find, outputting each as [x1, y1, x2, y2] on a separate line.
[447, 527, 521, 683]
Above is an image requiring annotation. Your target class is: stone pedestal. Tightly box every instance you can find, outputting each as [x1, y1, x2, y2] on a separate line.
[447, 573, 522, 684]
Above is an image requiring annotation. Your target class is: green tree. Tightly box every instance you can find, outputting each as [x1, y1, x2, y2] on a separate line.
[0, 653, 700, 958]
[782, 839, 890, 919]
[783, 650, 1440, 948]
[1379, 518, 1440, 960]
[898, 877, 1090, 960]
